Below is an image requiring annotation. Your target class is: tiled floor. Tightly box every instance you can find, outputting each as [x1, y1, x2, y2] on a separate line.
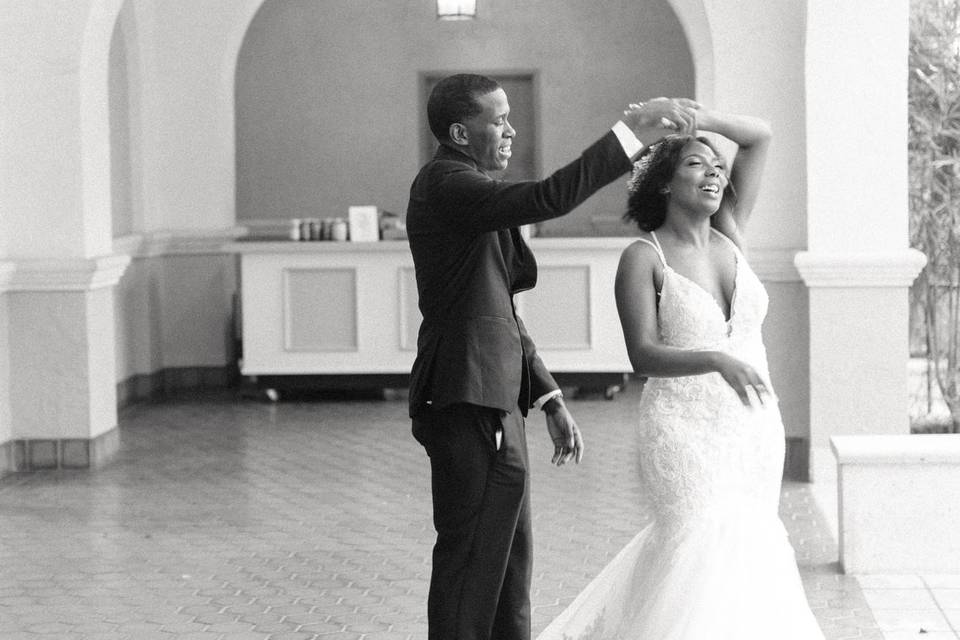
[857, 574, 960, 639]
[0, 382, 936, 640]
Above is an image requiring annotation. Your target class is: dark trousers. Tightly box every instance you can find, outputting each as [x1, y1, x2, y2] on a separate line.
[412, 403, 532, 640]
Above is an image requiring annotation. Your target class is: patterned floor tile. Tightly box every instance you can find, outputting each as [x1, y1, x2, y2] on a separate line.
[0, 384, 892, 639]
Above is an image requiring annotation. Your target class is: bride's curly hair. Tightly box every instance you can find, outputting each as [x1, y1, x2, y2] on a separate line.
[623, 134, 736, 231]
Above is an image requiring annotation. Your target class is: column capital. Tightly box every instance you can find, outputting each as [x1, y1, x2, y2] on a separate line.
[794, 249, 926, 288]
[6, 254, 131, 292]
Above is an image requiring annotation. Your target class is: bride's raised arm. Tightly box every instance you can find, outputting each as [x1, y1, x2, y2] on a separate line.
[694, 109, 772, 242]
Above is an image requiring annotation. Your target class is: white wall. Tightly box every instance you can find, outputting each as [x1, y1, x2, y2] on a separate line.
[107, 0, 696, 385]
[693, 1, 810, 438]
[115, 1, 239, 232]
[109, 6, 137, 238]
[1, 2, 88, 258]
[16, 0, 911, 466]
[765, 283, 810, 439]
[103, 0, 813, 445]
[109, 0, 243, 384]
[114, 250, 237, 382]
[0, 289, 11, 446]
[703, 0, 808, 251]
[235, 0, 694, 237]
[806, 0, 908, 254]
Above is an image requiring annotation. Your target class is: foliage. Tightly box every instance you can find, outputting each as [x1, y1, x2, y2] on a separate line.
[910, 0, 960, 431]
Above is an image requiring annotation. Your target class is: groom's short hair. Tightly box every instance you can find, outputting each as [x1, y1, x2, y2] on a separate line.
[427, 74, 501, 143]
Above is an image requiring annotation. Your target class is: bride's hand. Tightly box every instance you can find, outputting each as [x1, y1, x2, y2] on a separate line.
[622, 98, 699, 143]
[713, 352, 769, 407]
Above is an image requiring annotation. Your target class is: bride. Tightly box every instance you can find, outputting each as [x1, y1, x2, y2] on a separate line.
[537, 107, 825, 639]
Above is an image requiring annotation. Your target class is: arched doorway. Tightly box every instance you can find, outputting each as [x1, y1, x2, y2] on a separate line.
[232, 0, 702, 238]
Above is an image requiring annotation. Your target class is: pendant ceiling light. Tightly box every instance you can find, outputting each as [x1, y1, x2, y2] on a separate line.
[437, 0, 477, 20]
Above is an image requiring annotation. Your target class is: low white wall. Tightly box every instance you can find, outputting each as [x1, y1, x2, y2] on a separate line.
[832, 434, 960, 574]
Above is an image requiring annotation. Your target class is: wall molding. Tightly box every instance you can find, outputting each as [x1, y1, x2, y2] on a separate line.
[0, 261, 15, 293]
[5, 254, 131, 292]
[795, 249, 928, 288]
[114, 227, 246, 258]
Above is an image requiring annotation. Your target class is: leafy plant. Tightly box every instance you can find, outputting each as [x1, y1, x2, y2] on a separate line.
[910, 0, 960, 432]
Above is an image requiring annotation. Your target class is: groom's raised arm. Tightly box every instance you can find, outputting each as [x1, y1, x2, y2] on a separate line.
[421, 98, 699, 235]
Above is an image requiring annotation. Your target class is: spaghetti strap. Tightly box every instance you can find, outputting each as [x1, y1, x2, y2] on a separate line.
[637, 232, 668, 268]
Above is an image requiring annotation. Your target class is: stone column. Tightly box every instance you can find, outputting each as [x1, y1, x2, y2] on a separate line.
[0, 0, 129, 471]
[6, 258, 129, 469]
[798, 0, 926, 479]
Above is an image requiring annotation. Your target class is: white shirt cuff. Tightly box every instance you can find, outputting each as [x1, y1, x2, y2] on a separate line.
[612, 120, 644, 160]
[534, 389, 563, 411]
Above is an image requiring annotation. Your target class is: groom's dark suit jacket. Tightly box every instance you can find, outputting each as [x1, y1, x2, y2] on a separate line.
[406, 131, 632, 418]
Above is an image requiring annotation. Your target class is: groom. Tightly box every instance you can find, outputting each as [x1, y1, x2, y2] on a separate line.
[407, 73, 695, 640]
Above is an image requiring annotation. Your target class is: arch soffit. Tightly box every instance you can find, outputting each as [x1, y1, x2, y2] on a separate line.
[80, 0, 127, 256]
[222, 0, 274, 117]
[76, 0, 715, 244]
[82, 0, 717, 142]
[665, 0, 714, 104]
[220, 0, 715, 224]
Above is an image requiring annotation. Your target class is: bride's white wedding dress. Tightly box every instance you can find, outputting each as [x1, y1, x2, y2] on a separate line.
[537, 230, 824, 640]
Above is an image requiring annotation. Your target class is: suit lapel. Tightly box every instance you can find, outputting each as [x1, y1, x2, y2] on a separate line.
[505, 228, 537, 294]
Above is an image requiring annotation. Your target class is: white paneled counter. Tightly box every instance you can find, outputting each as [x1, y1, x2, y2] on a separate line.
[227, 238, 635, 382]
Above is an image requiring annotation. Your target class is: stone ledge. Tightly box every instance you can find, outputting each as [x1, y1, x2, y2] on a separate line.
[831, 434, 960, 574]
[832, 434, 960, 464]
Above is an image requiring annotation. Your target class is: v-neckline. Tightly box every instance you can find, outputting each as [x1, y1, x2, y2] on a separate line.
[664, 251, 739, 325]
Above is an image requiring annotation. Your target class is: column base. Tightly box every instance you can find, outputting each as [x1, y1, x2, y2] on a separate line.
[0, 427, 119, 477]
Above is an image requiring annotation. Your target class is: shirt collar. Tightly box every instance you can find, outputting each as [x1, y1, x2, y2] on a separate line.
[434, 143, 478, 169]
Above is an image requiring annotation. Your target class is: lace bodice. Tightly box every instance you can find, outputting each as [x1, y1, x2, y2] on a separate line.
[654, 230, 769, 375]
[634, 230, 784, 532]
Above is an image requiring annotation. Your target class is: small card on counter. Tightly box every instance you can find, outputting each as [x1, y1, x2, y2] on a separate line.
[348, 206, 380, 242]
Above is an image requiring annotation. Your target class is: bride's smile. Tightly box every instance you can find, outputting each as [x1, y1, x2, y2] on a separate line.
[666, 141, 729, 214]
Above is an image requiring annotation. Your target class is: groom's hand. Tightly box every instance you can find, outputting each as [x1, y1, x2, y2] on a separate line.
[543, 395, 584, 466]
[622, 97, 699, 146]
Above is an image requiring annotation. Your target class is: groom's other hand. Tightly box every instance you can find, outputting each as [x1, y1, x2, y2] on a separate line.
[543, 395, 584, 466]
[622, 97, 699, 145]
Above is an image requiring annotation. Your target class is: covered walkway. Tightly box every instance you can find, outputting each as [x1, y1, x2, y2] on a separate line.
[3, 385, 943, 639]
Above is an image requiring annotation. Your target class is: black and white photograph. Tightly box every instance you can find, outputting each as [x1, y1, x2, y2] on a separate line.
[0, 1, 957, 639]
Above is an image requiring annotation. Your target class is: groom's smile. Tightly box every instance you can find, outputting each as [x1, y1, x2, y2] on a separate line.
[461, 87, 516, 172]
